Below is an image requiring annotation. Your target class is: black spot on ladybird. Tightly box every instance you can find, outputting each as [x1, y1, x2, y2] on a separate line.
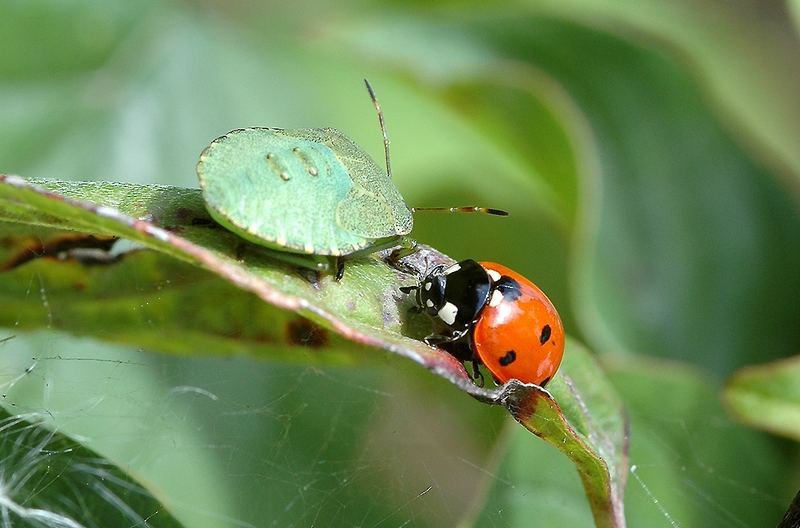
[540, 325, 551, 345]
[495, 276, 522, 301]
[287, 318, 328, 348]
[499, 350, 517, 366]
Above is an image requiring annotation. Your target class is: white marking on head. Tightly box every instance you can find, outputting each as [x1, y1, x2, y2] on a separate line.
[424, 282, 432, 291]
[426, 299, 434, 308]
[489, 289, 504, 307]
[487, 269, 502, 282]
[437, 302, 458, 325]
[444, 263, 461, 275]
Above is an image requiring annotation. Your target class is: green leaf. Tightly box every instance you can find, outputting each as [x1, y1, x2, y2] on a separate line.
[0, 175, 627, 525]
[494, 340, 628, 527]
[0, 403, 184, 527]
[608, 357, 792, 526]
[724, 355, 800, 441]
[0, 238, 361, 363]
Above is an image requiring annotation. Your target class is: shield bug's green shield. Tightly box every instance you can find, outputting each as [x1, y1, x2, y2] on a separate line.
[197, 127, 413, 256]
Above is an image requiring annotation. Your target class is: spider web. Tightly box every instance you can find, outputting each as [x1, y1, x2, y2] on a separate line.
[0, 275, 792, 527]
[0, 270, 507, 527]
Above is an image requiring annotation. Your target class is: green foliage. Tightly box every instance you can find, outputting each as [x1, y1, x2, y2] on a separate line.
[1, 1, 798, 527]
[725, 356, 800, 442]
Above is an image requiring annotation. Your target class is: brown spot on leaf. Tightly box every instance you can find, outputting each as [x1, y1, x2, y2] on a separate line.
[174, 207, 192, 222]
[286, 318, 328, 349]
[510, 390, 542, 422]
[174, 207, 215, 227]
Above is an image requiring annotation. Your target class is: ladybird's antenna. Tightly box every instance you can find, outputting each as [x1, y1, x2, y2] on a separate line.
[411, 206, 509, 217]
[364, 79, 392, 179]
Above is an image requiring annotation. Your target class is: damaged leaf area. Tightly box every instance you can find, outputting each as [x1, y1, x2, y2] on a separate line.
[0, 175, 628, 527]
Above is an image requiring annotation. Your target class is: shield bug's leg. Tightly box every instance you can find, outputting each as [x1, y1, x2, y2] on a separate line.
[234, 242, 248, 261]
[386, 238, 419, 270]
[296, 267, 322, 288]
[334, 257, 345, 282]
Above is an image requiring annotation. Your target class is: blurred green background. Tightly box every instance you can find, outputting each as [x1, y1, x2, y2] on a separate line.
[1, 0, 799, 526]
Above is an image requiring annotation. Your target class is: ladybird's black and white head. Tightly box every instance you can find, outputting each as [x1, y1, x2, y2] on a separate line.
[403, 259, 494, 334]
[417, 265, 446, 315]
[401, 265, 444, 315]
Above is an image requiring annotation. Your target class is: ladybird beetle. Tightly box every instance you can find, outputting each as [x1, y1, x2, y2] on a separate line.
[402, 259, 564, 386]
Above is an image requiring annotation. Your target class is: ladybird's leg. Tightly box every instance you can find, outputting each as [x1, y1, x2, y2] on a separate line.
[423, 333, 457, 347]
[424, 325, 470, 346]
[438, 338, 472, 362]
[398, 285, 423, 312]
[397, 284, 426, 314]
[447, 327, 471, 341]
[470, 360, 485, 387]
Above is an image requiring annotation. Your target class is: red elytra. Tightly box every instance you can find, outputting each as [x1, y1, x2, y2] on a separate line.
[471, 262, 565, 385]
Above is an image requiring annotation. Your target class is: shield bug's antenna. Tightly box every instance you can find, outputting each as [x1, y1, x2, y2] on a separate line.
[411, 206, 509, 217]
[364, 79, 508, 218]
[364, 78, 392, 179]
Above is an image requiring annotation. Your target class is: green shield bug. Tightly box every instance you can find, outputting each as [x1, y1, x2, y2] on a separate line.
[197, 80, 506, 279]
